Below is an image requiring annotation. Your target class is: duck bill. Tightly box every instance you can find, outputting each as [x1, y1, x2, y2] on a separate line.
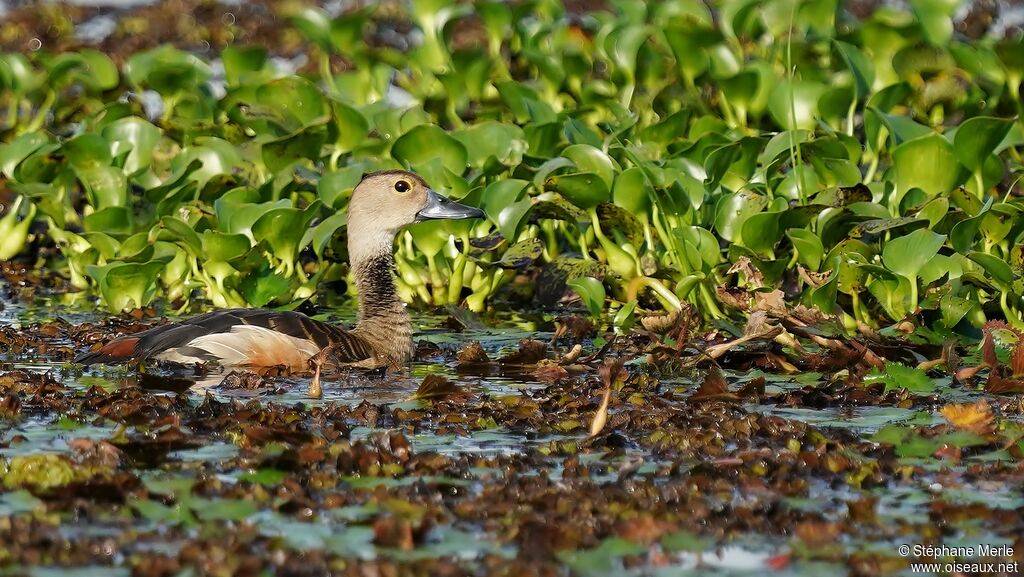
[415, 189, 485, 221]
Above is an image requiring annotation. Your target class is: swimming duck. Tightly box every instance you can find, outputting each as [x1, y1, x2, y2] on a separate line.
[75, 170, 484, 371]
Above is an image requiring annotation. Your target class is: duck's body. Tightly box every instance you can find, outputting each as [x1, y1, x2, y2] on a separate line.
[75, 170, 483, 371]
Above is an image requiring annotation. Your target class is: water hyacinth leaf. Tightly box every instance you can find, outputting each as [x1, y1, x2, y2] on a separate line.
[452, 122, 527, 169]
[596, 203, 644, 247]
[0, 53, 36, 93]
[483, 179, 531, 241]
[558, 537, 647, 576]
[219, 200, 291, 239]
[199, 231, 251, 264]
[550, 173, 609, 210]
[317, 167, 363, 209]
[78, 165, 129, 209]
[251, 202, 322, 271]
[174, 138, 243, 190]
[497, 238, 544, 269]
[86, 261, 167, 312]
[125, 45, 212, 95]
[866, 362, 938, 394]
[833, 40, 874, 100]
[767, 79, 826, 130]
[714, 190, 768, 244]
[891, 133, 961, 203]
[562, 145, 616, 191]
[330, 100, 370, 154]
[253, 76, 331, 133]
[262, 129, 327, 173]
[222, 45, 270, 86]
[156, 216, 203, 257]
[968, 251, 1013, 291]
[392, 125, 468, 175]
[119, 233, 156, 262]
[663, 17, 718, 81]
[305, 211, 348, 258]
[952, 116, 1015, 174]
[192, 498, 258, 522]
[567, 277, 606, 318]
[787, 228, 824, 271]
[865, 108, 932, 148]
[287, 6, 333, 50]
[677, 226, 722, 271]
[881, 228, 946, 281]
[0, 132, 49, 178]
[604, 22, 650, 78]
[908, 0, 957, 46]
[83, 206, 132, 236]
[918, 253, 961, 284]
[613, 300, 636, 333]
[76, 49, 119, 91]
[950, 197, 993, 253]
[63, 133, 113, 170]
[102, 117, 162, 174]
[705, 137, 764, 189]
[408, 219, 451, 258]
[612, 166, 652, 218]
[0, 196, 37, 260]
[240, 270, 293, 308]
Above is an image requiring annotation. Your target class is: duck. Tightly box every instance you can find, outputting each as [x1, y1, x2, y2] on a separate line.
[75, 170, 485, 372]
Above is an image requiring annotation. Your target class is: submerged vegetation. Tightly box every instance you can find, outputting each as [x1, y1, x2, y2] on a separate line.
[2, 0, 1024, 576]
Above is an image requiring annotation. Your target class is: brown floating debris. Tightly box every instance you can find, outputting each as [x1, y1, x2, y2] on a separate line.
[498, 339, 548, 365]
[410, 374, 465, 401]
[456, 341, 489, 365]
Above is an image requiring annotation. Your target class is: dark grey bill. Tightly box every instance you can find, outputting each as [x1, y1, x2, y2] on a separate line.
[416, 189, 486, 221]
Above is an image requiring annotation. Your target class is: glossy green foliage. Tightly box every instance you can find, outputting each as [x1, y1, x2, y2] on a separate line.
[0, 0, 1022, 332]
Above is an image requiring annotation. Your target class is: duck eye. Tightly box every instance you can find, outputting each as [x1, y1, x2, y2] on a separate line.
[394, 180, 410, 193]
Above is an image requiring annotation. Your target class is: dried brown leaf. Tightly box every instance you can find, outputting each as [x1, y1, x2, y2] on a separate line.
[411, 374, 465, 401]
[940, 399, 995, 435]
[456, 341, 489, 364]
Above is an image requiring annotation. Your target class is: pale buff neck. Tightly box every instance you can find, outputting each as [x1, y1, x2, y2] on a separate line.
[348, 231, 414, 366]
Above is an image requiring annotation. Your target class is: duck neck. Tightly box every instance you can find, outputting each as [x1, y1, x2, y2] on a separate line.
[350, 245, 413, 366]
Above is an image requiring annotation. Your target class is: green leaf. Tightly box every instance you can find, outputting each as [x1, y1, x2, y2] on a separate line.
[881, 228, 946, 281]
[890, 133, 962, 203]
[952, 116, 1015, 174]
[251, 202, 321, 272]
[452, 121, 527, 170]
[909, 0, 958, 45]
[222, 45, 270, 86]
[833, 40, 874, 100]
[83, 206, 133, 236]
[612, 166, 652, 219]
[562, 144, 616, 190]
[567, 277, 606, 318]
[550, 173, 610, 210]
[483, 179, 531, 241]
[767, 79, 826, 130]
[86, 261, 167, 312]
[392, 125, 468, 176]
[202, 230, 253, 263]
[102, 116, 162, 174]
[866, 362, 938, 394]
[0, 132, 50, 178]
[496, 238, 544, 269]
[714, 190, 768, 244]
[253, 76, 330, 132]
[787, 228, 825, 271]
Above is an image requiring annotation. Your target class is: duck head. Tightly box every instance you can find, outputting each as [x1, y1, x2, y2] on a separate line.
[347, 171, 483, 259]
[350, 170, 483, 229]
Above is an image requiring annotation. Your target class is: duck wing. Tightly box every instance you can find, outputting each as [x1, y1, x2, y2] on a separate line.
[75, 308, 375, 369]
